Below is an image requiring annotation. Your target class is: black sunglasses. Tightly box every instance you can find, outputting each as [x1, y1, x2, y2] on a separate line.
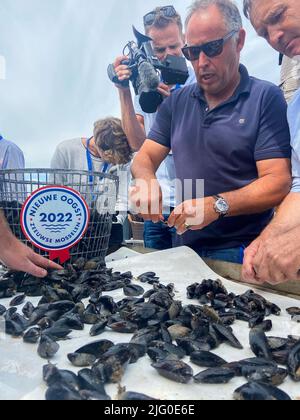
[182, 30, 238, 61]
[144, 5, 177, 27]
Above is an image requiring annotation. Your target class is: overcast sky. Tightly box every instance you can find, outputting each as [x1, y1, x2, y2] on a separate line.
[0, 0, 281, 168]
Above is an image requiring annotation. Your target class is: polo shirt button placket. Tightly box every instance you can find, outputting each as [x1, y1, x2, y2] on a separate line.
[202, 104, 212, 127]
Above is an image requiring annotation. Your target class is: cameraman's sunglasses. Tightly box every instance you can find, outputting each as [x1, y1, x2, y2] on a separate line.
[144, 5, 177, 27]
[182, 30, 238, 61]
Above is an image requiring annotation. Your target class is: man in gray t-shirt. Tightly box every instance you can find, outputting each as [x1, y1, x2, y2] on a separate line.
[51, 117, 132, 225]
[51, 137, 130, 224]
[0, 135, 25, 169]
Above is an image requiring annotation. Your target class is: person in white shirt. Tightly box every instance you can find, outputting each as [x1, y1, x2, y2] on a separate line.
[113, 5, 196, 250]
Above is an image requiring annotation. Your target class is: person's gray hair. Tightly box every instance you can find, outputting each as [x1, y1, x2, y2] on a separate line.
[185, 0, 243, 32]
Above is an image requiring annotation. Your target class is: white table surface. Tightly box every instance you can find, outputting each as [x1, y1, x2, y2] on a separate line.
[0, 246, 299, 401]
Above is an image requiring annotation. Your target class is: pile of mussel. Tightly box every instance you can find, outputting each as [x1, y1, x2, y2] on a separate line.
[0, 261, 299, 401]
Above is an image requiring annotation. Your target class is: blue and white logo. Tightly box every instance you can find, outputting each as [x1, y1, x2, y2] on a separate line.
[21, 186, 90, 252]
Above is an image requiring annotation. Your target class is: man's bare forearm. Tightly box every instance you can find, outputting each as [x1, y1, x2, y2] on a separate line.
[131, 152, 159, 182]
[118, 89, 146, 151]
[273, 192, 300, 229]
[131, 140, 170, 182]
[222, 174, 291, 219]
[257, 192, 300, 237]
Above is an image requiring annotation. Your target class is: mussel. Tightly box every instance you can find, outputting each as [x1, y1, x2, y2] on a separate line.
[287, 340, 300, 381]
[38, 335, 60, 359]
[23, 327, 42, 344]
[75, 340, 114, 359]
[234, 381, 291, 401]
[190, 351, 227, 368]
[194, 367, 235, 384]
[67, 353, 97, 368]
[151, 360, 193, 384]
[123, 284, 145, 297]
[10, 294, 26, 307]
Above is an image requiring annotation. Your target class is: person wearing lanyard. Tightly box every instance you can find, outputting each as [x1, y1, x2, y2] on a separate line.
[52, 117, 131, 182]
[113, 5, 196, 251]
[51, 117, 132, 251]
[86, 137, 110, 184]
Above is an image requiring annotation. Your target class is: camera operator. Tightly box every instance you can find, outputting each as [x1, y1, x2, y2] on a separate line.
[113, 5, 196, 250]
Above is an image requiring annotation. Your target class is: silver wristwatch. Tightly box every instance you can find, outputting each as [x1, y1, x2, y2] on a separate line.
[213, 195, 229, 218]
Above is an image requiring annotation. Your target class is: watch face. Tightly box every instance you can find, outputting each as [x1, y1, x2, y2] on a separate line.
[216, 199, 229, 213]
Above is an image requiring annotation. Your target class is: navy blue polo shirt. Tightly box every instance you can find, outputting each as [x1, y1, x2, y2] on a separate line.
[148, 65, 291, 251]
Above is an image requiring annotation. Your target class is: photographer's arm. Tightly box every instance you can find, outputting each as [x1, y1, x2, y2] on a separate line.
[118, 89, 146, 151]
[114, 56, 147, 152]
[131, 140, 169, 180]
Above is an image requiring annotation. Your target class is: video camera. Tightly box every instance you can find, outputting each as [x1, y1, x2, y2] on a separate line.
[108, 27, 189, 114]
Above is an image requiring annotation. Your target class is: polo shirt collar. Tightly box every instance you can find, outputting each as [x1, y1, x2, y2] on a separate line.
[192, 64, 251, 103]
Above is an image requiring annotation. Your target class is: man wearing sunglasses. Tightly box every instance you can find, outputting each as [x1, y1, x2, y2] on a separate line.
[131, 0, 291, 264]
[113, 5, 196, 251]
[242, 0, 300, 285]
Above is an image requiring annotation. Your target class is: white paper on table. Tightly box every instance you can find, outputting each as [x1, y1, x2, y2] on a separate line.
[0, 247, 299, 400]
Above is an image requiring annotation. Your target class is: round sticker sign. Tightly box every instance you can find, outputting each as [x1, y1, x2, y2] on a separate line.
[21, 186, 90, 263]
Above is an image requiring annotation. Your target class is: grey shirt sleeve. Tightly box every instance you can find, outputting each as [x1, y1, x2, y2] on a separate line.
[3, 144, 25, 169]
[50, 146, 69, 185]
[51, 146, 68, 169]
